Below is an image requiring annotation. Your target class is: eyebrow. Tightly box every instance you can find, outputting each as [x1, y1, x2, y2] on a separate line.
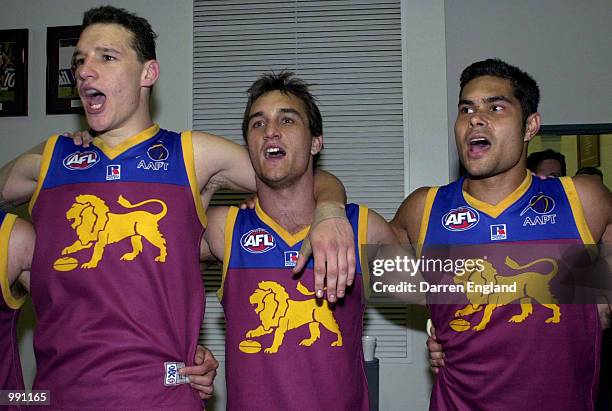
[247, 107, 303, 123]
[458, 95, 511, 106]
[73, 46, 122, 59]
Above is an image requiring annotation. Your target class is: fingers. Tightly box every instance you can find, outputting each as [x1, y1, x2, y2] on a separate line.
[312, 241, 326, 299]
[194, 345, 205, 365]
[293, 237, 312, 274]
[324, 243, 339, 303]
[63, 130, 93, 148]
[426, 334, 445, 372]
[239, 195, 257, 210]
[191, 381, 214, 400]
[346, 247, 356, 288]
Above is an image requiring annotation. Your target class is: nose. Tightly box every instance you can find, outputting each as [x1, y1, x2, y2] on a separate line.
[76, 57, 97, 82]
[468, 110, 487, 128]
[263, 122, 280, 139]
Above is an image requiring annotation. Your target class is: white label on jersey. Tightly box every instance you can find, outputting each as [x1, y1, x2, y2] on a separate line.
[164, 362, 189, 386]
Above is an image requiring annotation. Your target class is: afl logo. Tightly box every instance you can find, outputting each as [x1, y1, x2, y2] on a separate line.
[63, 151, 100, 170]
[442, 206, 480, 231]
[240, 228, 276, 254]
[520, 193, 555, 216]
[147, 143, 169, 161]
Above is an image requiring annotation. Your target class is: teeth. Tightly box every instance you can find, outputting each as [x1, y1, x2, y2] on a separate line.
[91, 103, 102, 110]
[470, 138, 488, 144]
[266, 147, 281, 154]
[85, 88, 101, 95]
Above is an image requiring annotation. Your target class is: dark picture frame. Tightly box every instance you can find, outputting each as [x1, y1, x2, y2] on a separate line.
[46, 25, 83, 114]
[577, 134, 600, 168]
[0, 29, 28, 117]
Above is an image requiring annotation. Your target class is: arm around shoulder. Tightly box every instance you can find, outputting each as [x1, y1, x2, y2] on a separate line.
[0, 141, 46, 209]
[191, 131, 256, 196]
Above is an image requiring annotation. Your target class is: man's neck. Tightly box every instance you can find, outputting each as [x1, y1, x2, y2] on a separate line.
[463, 166, 529, 206]
[94, 100, 154, 148]
[257, 178, 315, 235]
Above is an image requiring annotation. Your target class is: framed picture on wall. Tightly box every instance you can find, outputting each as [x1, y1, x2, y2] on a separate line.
[0, 29, 28, 117]
[578, 134, 600, 168]
[46, 25, 83, 114]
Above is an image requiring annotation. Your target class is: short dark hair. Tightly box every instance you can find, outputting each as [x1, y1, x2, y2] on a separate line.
[460, 58, 540, 125]
[576, 166, 603, 180]
[242, 71, 322, 141]
[526, 149, 567, 176]
[82, 6, 157, 62]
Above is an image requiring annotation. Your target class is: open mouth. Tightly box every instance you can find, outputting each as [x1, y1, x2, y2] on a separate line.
[264, 146, 286, 159]
[468, 137, 491, 154]
[81, 87, 107, 112]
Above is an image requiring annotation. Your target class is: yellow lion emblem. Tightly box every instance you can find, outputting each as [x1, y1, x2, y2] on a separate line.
[452, 256, 560, 331]
[245, 281, 343, 354]
[61, 194, 167, 268]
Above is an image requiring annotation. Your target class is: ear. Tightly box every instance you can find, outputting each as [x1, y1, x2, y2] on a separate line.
[141, 60, 160, 88]
[311, 134, 323, 155]
[523, 112, 541, 142]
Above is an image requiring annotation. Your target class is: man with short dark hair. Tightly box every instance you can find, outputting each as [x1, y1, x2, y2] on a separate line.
[527, 148, 567, 177]
[392, 58, 611, 410]
[0, 6, 352, 410]
[200, 71, 398, 410]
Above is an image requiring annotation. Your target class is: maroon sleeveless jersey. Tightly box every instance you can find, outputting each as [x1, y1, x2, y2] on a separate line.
[29, 126, 206, 410]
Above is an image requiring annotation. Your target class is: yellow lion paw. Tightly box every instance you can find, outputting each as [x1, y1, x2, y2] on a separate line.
[472, 324, 486, 332]
[509, 315, 527, 323]
[155, 256, 166, 262]
[331, 341, 343, 347]
[81, 262, 97, 269]
[299, 339, 315, 347]
[264, 347, 278, 354]
[545, 317, 560, 324]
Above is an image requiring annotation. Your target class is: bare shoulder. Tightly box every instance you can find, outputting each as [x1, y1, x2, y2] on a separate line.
[366, 208, 398, 245]
[571, 175, 611, 243]
[390, 186, 432, 244]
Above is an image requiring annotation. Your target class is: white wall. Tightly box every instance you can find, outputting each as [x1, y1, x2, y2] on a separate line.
[0, 0, 192, 390]
[445, 0, 612, 130]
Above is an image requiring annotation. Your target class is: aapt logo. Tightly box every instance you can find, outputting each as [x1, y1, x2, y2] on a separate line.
[442, 206, 480, 232]
[63, 151, 100, 170]
[241, 228, 276, 254]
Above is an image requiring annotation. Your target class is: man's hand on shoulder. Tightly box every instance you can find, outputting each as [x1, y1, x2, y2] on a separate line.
[294, 202, 355, 303]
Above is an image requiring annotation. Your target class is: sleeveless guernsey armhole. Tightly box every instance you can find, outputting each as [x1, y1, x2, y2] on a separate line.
[218, 206, 239, 302]
[559, 177, 596, 245]
[0, 214, 25, 309]
[181, 131, 207, 228]
[357, 205, 369, 297]
[29, 135, 59, 215]
[417, 187, 438, 258]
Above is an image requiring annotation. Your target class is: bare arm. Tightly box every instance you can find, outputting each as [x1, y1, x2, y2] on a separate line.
[199, 206, 230, 262]
[390, 186, 430, 246]
[573, 175, 612, 329]
[7, 217, 35, 293]
[0, 142, 45, 209]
